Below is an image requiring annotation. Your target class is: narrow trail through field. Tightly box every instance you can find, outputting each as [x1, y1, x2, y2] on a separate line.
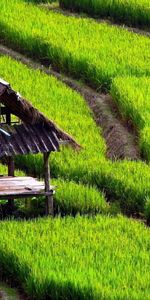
[0, 282, 26, 300]
[40, 3, 150, 37]
[0, 44, 140, 161]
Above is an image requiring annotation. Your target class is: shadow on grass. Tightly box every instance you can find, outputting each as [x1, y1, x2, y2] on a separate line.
[0, 252, 98, 300]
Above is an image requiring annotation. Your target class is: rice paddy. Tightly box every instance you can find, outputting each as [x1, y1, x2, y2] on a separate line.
[0, 0, 149, 90]
[59, 0, 150, 29]
[0, 0, 150, 299]
[0, 55, 150, 218]
[1, 216, 150, 300]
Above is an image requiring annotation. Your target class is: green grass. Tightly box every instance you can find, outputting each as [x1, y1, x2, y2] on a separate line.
[0, 165, 8, 176]
[25, 179, 109, 217]
[59, 0, 150, 29]
[0, 3, 150, 299]
[0, 55, 150, 218]
[111, 76, 150, 161]
[52, 179, 109, 215]
[1, 216, 150, 299]
[0, 0, 149, 91]
[25, 0, 57, 3]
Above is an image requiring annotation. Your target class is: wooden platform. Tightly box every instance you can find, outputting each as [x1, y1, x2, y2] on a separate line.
[0, 176, 54, 199]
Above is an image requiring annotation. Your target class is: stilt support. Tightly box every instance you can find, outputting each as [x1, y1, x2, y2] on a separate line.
[8, 156, 15, 213]
[44, 152, 53, 216]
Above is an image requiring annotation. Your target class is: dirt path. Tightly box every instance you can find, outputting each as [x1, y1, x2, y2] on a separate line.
[0, 44, 140, 161]
[0, 282, 26, 300]
[40, 3, 150, 38]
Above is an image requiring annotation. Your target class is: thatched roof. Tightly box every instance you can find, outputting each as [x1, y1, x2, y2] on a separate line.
[0, 79, 81, 153]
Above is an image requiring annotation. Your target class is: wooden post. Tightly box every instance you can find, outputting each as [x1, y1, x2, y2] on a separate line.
[6, 111, 15, 212]
[6, 111, 11, 125]
[44, 152, 53, 216]
[8, 156, 15, 176]
[8, 156, 15, 212]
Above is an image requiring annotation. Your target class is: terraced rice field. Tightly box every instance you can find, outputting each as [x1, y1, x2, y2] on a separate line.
[0, 55, 150, 217]
[59, 0, 150, 29]
[0, 0, 150, 90]
[0, 0, 150, 299]
[1, 216, 150, 300]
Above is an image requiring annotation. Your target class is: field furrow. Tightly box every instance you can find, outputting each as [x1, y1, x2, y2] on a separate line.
[111, 76, 150, 162]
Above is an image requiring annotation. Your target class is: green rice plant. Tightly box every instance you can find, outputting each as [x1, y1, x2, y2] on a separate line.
[111, 76, 150, 161]
[0, 164, 24, 178]
[0, 55, 150, 217]
[144, 197, 150, 225]
[0, 0, 149, 90]
[0, 216, 150, 299]
[141, 127, 150, 160]
[0, 165, 8, 177]
[59, 0, 150, 29]
[28, 179, 109, 216]
[53, 179, 108, 215]
[25, 0, 57, 3]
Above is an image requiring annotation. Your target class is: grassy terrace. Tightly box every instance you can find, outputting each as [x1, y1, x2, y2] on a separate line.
[111, 76, 150, 162]
[0, 0, 149, 90]
[0, 1, 150, 299]
[0, 55, 150, 218]
[1, 216, 150, 299]
[26, 179, 109, 217]
[25, 0, 56, 3]
[59, 0, 150, 29]
[0, 1, 149, 165]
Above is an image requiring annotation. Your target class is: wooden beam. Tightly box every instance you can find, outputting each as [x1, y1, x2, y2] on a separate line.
[1, 106, 12, 116]
[7, 156, 15, 213]
[6, 113, 14, 176]
[44, 152, 53, 216]
[0, 191, 54, 200]
[6, 110, 11, 125]
[5, 110, 15, 212]
[8, 156, 15, 177]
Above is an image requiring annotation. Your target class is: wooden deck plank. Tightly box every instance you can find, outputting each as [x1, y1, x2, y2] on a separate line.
[0, 176, 55, 199]
[0, 191, 54, 200]
[0, 176, 38, 181]
[0, 181, 45, 187]
[0, 187, 44, 191]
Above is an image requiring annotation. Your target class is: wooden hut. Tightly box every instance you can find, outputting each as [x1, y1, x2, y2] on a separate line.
[0, 79, 79, 215]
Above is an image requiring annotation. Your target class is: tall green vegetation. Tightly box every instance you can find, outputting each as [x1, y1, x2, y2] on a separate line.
[1, 216, 150, 299]
[111, 76, 150, 161]
[0, 0, 149, 90]
[0, 2, 150, 298]
[27, 179, 109, 216]
[59, 0, 150, 29]
[25, 0, 57, 3]
[0, 55, 150, 217]
[0, 0, 149, 217]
